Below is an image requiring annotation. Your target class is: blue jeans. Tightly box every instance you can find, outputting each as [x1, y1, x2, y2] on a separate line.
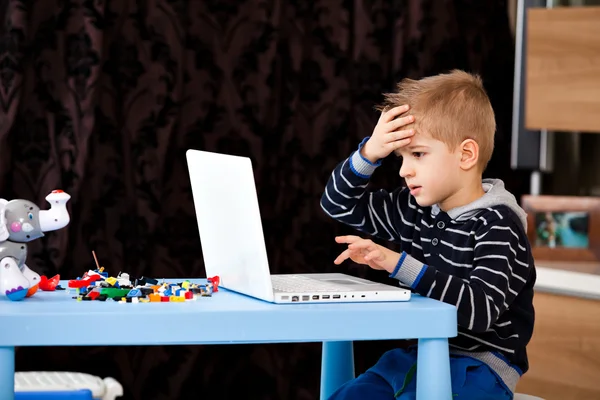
[328, 347, 513, 400]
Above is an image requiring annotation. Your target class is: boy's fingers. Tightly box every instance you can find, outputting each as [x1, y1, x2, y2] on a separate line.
[335, 235, 361, 244]
[388, 114, 415, 131]
[348, 239, 377, 252]
[385, 129, 414, 143]
[334, 249, 353, 264]
[387, 138, 412, 150]
[382, 105, 410, 123]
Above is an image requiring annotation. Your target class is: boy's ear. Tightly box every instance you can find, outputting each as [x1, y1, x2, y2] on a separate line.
[458, 139, 479, 171]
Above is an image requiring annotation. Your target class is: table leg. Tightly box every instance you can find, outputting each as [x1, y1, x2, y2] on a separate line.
[416, 338, 452, 400]
[320, 341, 355, 400]
[0, 346, 15, 400]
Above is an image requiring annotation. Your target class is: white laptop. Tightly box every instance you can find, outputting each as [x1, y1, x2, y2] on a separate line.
[185, 149, 411, 304]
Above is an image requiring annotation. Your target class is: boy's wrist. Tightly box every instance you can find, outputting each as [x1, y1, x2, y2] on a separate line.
[360, 141, 380, 164]
[383, 249, 402, 274]
[350, 137, 381, 178]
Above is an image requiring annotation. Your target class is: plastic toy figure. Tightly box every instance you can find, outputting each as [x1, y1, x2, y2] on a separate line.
[0, 190, 71, 301]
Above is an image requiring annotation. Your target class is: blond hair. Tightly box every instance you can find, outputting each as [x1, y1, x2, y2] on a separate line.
[376, 70, 496, 170]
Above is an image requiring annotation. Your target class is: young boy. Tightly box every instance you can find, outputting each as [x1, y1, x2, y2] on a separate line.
[320, 70, 535, 399]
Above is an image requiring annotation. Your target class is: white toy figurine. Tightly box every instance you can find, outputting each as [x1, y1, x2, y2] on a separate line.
[0, 190, 71, 301]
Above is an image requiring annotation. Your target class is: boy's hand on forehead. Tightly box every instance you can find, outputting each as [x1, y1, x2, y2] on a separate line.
[361, 105, 415, 163]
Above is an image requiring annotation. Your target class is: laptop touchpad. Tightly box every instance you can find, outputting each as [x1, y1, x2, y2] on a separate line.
[324, 279, 369, 285]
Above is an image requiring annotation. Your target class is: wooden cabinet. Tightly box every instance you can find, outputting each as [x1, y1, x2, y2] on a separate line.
[526, 7, 600, 134]
[516, 291, 600, 399]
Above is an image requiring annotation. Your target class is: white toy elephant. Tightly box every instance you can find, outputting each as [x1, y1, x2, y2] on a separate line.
[0, 190, 71, 301]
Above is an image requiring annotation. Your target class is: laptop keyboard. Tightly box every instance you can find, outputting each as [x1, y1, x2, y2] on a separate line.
[271, 275, 345, 293]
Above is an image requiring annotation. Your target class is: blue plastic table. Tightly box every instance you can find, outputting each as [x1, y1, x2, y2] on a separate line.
[0, 279, 457, 400]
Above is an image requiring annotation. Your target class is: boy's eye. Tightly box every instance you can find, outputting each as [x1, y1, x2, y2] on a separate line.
[412, 152, 424, 158]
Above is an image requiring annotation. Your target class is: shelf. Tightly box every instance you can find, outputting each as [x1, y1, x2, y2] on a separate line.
[534, 265, 600, 300]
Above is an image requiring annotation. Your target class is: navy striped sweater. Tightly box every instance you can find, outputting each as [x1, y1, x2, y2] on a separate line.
[320, 144, 536, 391]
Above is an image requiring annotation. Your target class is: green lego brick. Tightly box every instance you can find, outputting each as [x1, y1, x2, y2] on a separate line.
[100, 288, 131, 298]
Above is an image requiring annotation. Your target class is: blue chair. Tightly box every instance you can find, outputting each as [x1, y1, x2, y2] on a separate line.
[15, 372, 122, 400]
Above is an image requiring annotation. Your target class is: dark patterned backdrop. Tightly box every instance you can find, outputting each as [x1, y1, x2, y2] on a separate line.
[1, 0, 527, 399]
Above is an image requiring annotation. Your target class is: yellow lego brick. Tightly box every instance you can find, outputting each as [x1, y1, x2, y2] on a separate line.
[170, 295, 185, 302]
[181, 281, 190, 290]
[105, 277, 117, 286]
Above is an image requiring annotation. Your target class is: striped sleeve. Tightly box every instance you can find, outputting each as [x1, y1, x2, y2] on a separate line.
[390, 217, 532, 333]
[320, 140, 413, 243]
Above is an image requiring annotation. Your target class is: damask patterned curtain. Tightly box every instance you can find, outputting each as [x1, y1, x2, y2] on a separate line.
[1, 1, 520, 399]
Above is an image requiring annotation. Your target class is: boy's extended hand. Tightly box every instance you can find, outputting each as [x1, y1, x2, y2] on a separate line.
[334, 235, 401, 274]
[361, 105, 415, 163]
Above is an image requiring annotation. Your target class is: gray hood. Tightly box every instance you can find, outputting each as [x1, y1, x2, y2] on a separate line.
[431, 179, 528, 231]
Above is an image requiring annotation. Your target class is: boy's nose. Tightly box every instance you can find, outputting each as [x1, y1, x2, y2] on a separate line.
[399, 163, 414, 178]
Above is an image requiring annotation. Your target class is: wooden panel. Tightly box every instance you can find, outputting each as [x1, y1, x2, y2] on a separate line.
[526, 7, 600, 133]
[516, 291, 600, 399]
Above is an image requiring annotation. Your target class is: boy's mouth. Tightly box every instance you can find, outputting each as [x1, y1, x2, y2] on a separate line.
[408, 184, 422, 196]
